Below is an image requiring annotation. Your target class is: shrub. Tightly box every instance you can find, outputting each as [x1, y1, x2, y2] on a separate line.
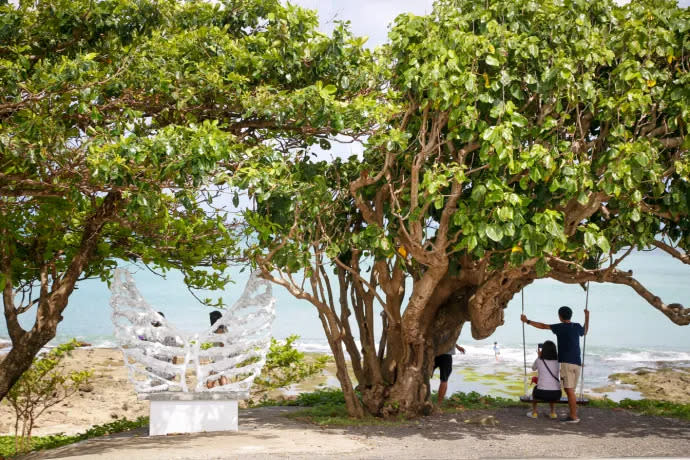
[5, 340, 92, 453]
[253, 335, 329, 395]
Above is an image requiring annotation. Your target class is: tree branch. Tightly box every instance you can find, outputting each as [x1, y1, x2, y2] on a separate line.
[652, 240, 690, 265]
[548, 263, 690, 326]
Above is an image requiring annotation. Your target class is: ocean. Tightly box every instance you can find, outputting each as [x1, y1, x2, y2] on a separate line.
[2, 249, 689, 399]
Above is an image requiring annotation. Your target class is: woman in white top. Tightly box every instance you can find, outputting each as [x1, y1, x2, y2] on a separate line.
[527, 340, 561, 419]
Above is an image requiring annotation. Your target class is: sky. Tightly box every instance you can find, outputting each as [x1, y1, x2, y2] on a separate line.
[289, 0, 434, 47]
[291, 0, 690, 48]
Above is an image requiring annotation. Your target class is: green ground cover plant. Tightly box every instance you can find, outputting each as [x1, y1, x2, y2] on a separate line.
[588, 398, 690, 420]
[281, 389, 690, 426]
[440, 391, 521, 411]
[0, 417, 148, 458]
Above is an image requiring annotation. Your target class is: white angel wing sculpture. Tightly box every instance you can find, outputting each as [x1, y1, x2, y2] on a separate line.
[110, 268, 275, 394]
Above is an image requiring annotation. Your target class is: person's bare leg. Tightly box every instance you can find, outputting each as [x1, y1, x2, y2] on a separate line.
[531, 401, 538, 414]
[438, 381, 448, 403]
[549, 401, 556, 417]
[564, 387, 578, 419]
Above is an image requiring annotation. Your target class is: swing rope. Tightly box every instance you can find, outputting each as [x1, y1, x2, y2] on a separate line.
[579, 281, 590, 401]
[521, 288, 528, 396]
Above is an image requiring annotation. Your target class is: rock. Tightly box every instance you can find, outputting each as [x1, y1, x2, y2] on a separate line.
[75, 341, 92, 347]
[79, 383, 95, 393]
[449, 418, 458, 423]
[122, 402, 129, 411]
[464, 415, 499, 426]
[110, 412, 119, 419]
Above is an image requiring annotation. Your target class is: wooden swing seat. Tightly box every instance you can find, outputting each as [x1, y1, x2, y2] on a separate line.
[520, 395, 589, 405]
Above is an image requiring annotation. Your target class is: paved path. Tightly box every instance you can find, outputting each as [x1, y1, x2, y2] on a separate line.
[24, 406, 690, 459]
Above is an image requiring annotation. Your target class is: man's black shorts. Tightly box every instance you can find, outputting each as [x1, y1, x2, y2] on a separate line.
[434, 354, 453, 382]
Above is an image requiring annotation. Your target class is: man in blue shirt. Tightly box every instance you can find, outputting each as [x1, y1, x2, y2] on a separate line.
[521, 305, 589, 423]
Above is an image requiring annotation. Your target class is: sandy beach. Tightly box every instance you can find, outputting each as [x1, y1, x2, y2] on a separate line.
[0, 348, 148, 436]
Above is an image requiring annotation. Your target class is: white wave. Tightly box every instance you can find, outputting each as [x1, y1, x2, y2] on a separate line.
[294, 340, 333, 354]
[85, 339, 118, 349]
[604, 350, 690, 363]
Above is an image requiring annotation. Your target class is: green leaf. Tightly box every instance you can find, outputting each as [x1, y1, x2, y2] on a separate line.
[497, 206, 513, 222]
[596, 235, 611, 253]
[535, 258, 551, 277]
[485, 224, 504, 242]
[485, 55, 500, 66]
[471, 184, 487, 202]
[630, 208, 641, 222]
[466, 235, 478, 251]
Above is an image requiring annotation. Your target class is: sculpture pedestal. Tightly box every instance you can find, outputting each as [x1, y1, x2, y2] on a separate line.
[140, 392, 248, 436]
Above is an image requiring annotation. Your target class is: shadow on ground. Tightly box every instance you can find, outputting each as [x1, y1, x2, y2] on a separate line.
[22, 405, 690, 459]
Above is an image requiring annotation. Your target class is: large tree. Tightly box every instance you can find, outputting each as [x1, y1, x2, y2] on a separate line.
[0, 0, 378, 400]
[238, 0, 690, 417]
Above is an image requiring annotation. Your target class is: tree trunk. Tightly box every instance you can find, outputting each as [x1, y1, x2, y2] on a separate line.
[0, 328, 56, 403]
[316, 309, 365, 418]
[354, 282, 477, 418]
[381, 338, 436, 417]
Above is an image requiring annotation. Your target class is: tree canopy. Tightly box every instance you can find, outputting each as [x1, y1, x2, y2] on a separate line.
[237, 0, 690, 417]
[0, 0, 380, 400]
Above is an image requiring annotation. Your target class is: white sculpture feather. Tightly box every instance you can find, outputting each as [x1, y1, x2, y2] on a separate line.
[110, 268, 275, 395]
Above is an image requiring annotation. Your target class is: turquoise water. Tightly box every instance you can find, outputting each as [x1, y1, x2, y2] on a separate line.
[2, 249, 689, 395]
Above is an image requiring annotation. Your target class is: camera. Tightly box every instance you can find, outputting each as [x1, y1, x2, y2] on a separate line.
[537, 343, 543, 350]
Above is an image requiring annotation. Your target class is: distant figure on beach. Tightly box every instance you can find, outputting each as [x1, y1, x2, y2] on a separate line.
[433, 342, 466, 404]
[493, 341, 500, 361]
[526, 340, 561, 419]
[207, 310, 229, 388]
[521, 305, 589, 423]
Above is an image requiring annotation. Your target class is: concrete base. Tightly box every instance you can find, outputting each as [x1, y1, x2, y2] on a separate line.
[141, 392, 246, 436]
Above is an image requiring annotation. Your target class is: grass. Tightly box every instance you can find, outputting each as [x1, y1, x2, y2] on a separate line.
[440, 391, 522, 411]
[588, 397, 690, 420]
[276, 389, 690, 426]
[282, 389, 523, 426]
[260, 388, 407, 426]
[0, 416, 148, 458]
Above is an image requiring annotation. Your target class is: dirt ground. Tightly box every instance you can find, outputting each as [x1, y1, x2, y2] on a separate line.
[23, 405, 690, 459]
